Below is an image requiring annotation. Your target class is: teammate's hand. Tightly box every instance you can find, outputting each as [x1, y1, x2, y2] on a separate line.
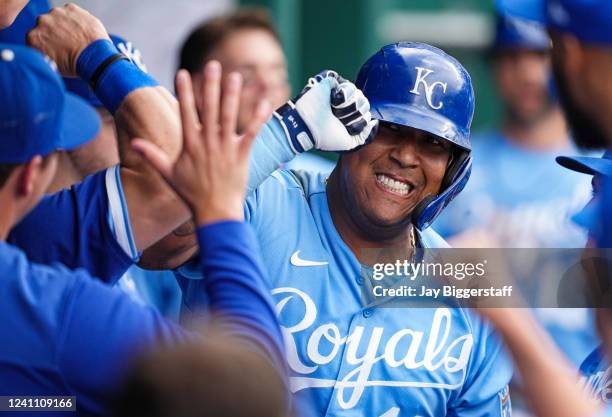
[132, 62, 271, 226]
[274, 70, 378, 153]
[27, 3, 109, 76]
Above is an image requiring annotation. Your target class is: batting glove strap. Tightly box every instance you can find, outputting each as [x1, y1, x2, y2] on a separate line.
[273, 102, 315, 154]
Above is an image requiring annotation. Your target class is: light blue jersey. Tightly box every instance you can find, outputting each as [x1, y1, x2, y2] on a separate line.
[178, 169, 512, 417]
[579, 346, 611, 405]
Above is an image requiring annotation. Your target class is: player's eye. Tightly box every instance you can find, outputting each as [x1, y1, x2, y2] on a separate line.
[381, 122, 402, 135]
[425, 135, 443, 147]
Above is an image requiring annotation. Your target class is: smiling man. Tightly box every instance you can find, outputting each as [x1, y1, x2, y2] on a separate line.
[177, 42, 512, 416]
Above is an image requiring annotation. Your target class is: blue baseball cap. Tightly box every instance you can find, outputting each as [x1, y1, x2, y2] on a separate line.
[497, 0, 612, 46]
[492, 13, 550, 51]
[556, 150, 612, 177]
[0, 0, 51, 44]
[0, 44, 100, 164]
[64, 34, 148, 107]
[556, 150, 611, 232]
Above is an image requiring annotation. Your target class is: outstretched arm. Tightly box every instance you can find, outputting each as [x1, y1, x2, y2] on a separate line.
[479, 308, 601, 417]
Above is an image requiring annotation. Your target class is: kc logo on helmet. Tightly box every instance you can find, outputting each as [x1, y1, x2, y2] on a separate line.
[410, 67, 448, 110]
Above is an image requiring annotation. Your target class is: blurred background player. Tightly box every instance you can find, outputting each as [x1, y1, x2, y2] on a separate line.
[433, 8, 598, 374]
[178, 7, 335, 173]
[487, 1, 612, 417]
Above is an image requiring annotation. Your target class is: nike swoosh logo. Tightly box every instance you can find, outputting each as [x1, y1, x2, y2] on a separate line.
[290, 250, 329, 267]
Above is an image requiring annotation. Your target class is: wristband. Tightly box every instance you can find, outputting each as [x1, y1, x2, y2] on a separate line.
[76, 39, 118, 82]
[89, 53, 128, 90]
[76, 39, 158, 114]
[273, 102, 314, 154]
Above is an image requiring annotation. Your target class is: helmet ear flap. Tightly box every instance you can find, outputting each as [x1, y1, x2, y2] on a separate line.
[441, 150, 470, 190]
[411, 150, 472, 230]
[411, 195, 436, 229]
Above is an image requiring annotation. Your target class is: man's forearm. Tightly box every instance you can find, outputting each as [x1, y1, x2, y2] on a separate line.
[494, 310, 600, 417]
[114, 85, 190, 251]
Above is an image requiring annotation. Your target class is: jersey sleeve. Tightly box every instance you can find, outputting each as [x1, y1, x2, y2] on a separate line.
[7, 167, 135, 284]
[448, 316, 513, 417]
[196, 221, 286, 371]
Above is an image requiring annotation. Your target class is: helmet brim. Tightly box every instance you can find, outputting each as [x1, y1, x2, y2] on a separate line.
[370, 101, 471, 151]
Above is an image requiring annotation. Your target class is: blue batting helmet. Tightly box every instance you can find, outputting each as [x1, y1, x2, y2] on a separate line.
[355, 42, 474, 230]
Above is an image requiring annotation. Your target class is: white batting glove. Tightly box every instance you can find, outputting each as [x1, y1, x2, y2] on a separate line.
[273, 70, 378, 153]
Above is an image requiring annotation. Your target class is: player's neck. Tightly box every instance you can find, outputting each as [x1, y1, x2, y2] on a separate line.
[502, 108, 570, 151]
[46, 152, 83, 193]
[327, 172, 414, 265]
[0, 195, 17, 240]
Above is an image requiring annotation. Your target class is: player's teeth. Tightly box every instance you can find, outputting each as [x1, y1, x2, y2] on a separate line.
[376, 174, 409, 195]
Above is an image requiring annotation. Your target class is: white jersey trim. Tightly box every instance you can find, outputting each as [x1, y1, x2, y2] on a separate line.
[105, 166, 139, 261]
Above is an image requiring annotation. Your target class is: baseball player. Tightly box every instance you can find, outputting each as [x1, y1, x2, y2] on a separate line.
[556, 151, 612, 406]
[0, 42, 284, 416]
[174, 42, 513, 417]
[498, 0, 612, 152]
[64, 33, 184, 317]
[7, 4, 376, 285]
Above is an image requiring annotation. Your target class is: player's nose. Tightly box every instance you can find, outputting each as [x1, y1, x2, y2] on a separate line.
[389, 137, 420, 169]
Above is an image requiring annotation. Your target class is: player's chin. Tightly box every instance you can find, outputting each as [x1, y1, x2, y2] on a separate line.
[138, 245, 199, 271]
[366, 205, 416, 230]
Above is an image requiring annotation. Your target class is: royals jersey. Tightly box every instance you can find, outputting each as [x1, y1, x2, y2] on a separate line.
[8, 166, 138, 284]
[177, 169, 512, 417]
[580, 346, 611, 405]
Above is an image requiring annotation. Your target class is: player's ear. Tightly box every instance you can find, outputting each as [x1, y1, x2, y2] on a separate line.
[16, 156, 45, 197]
